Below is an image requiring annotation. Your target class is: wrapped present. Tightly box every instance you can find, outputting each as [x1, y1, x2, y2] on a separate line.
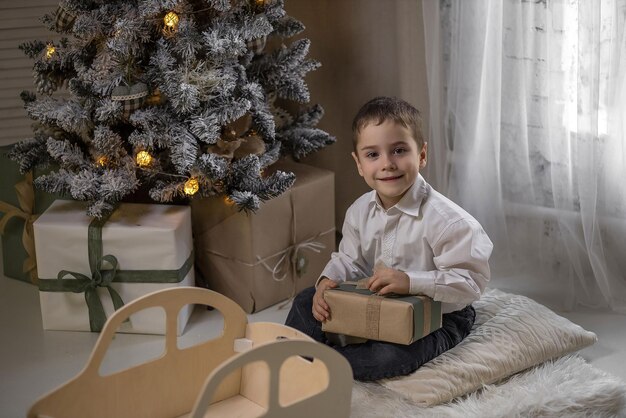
[34, 200, 195, 334]
[54, 2, 76, 31]
[191, 161, 335, 313]
[1, 145, 82, 285]
[322, 283, 443, 345]
[0, 145, 38, 284]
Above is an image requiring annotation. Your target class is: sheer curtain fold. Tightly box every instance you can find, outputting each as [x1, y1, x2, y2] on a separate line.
[423, 0, 626, 313]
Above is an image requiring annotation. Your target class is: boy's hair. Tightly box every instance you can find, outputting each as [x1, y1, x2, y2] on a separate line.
[351, 96, 425, 150]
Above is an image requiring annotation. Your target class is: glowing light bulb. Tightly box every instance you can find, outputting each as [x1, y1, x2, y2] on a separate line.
[184, 178, 199, 196]
[45, 44, 56, 59]
[97, 156, 108, 166]
[163, 11, 179, 29]
[136, 150, 153, 167]
[255, 0, 265, 7]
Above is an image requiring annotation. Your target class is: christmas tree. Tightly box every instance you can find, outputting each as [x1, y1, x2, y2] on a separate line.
[9, 0, 334, 218]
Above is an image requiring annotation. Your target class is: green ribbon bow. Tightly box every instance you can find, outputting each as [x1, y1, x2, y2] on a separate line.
[38, 210, 194, 332]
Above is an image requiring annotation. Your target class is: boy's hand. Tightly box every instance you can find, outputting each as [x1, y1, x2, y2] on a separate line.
[367, 263, 410, 296]
[313, 277, 338, 322]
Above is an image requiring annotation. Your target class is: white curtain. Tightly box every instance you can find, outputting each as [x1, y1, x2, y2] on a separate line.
[422, 0, 626, 313]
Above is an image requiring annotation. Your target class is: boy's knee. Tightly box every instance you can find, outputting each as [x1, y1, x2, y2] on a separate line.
[294, 286, 316, 304]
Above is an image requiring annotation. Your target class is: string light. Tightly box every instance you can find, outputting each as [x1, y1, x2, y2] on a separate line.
[97, 156, 108, 166]
[183, 178, 199, 196]
[136, 150, 153, 167]
[163, 11, 179, 29]
[45, 44, 56, 59]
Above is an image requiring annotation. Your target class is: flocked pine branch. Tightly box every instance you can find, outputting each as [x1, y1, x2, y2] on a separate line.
[271, 16, 305, 38]
[277, 104, 335, 159]
[8, 136, 51, 173]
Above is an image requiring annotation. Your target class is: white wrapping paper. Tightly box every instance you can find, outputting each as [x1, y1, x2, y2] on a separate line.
[34, 200, 195, 334]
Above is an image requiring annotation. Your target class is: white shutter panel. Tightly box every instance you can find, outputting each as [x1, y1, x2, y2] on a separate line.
[0, 0, 63, 145]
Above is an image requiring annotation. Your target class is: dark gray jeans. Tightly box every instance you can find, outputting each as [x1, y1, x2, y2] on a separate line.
[285, 286, 475, 381]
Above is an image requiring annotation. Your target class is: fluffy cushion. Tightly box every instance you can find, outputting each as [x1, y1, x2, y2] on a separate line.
[381, 288, 598, 406]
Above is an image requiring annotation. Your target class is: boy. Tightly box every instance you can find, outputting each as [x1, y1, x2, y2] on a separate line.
[285, 96, 493, 381]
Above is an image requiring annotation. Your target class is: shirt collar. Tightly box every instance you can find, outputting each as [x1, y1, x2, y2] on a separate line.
[368, 174, 429, 217]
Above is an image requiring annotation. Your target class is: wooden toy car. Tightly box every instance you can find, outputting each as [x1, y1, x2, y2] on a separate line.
[28, 287, 352, 418]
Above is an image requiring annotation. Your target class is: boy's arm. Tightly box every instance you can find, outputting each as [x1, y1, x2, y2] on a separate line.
[407, 219, 493, 305]
[313, 212, 368, 322]
[315, 213, 369, 288]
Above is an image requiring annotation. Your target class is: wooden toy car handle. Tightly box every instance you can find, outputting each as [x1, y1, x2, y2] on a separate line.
[190, 339, 353, 417]
[82, 286, 247, 377]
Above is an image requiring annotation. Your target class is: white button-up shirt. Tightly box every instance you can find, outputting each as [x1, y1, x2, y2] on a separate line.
[320, 174, 493, 313]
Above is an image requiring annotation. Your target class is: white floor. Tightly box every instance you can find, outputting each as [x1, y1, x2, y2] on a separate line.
[1, 262, 625, 417]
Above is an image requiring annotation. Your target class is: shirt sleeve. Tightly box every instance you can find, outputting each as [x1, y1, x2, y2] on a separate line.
[317, 210, 371, 287]
[407, 219, 493, 305]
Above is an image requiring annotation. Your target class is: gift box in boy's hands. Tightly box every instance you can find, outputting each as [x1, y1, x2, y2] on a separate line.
[322, 282, 443, 345]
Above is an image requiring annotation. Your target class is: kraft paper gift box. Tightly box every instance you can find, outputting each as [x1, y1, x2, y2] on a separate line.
[1, 145, 70, 285]
[322, 283, 443, 345]
[191, 161, 335, 313]
[34, 200, 195, 334]
[0, 145, 37, 284]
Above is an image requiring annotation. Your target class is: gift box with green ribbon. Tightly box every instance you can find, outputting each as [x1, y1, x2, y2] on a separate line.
[34, 200, 195, 334]
[322, 282, 443, 345]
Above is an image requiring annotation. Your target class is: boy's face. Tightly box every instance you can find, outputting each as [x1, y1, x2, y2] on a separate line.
[352, 119, 427, 209]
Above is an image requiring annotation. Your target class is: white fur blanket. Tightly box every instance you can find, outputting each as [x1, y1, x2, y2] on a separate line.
[350, 355, 626, 417]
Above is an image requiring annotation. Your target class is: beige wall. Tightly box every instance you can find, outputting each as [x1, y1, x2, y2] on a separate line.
[286, 0, 429, 229]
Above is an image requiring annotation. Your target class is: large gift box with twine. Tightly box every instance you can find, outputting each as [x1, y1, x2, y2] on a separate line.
[322, 282, 443, 345]
[191, 161, 335, 313]
[34, 200, 195, 334]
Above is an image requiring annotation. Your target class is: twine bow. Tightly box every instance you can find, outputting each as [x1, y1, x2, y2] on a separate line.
[0, 172, 39, 283]
[261, 194, 332, 309]
[256, 236, 327, 282]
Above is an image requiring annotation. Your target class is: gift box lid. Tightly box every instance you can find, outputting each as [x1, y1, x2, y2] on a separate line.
[34, 200, 193, 277]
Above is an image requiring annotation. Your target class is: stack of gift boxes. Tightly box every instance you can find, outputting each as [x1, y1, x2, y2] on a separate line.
[1, 153, 338, 333]
[2, 152, 441, 341]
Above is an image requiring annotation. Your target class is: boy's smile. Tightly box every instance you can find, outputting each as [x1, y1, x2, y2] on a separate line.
[352, 119, 427, 209]
[378, 174, 404, 181]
